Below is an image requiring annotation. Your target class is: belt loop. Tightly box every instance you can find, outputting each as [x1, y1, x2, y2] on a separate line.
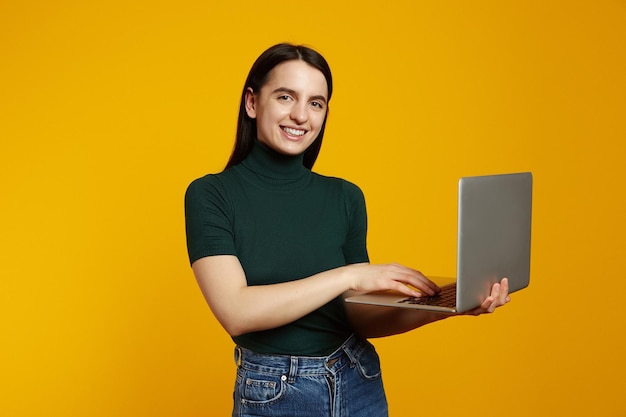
[234, 346, 242, 367]
[288, 356, 298, 383]
[342, 336, 358, 366]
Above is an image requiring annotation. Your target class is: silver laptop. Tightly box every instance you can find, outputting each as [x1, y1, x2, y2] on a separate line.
[345, 172, 532, 313]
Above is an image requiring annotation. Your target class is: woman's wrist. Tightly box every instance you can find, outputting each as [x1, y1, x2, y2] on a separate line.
[338, 263, 365, 293]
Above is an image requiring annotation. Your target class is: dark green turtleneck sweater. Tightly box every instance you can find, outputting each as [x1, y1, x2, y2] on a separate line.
[185, 141, 369, 355]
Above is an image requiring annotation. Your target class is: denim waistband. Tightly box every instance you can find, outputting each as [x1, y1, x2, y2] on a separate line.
[234, 334, 369, 381]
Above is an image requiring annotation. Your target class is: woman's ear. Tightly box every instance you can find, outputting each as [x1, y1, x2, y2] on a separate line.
[244, 87, 257, 119]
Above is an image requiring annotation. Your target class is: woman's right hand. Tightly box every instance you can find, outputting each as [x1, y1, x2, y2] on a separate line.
[344, 262, 440, 298]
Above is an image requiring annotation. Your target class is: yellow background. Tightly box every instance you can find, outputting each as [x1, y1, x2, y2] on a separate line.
[1, 0, 625, 416]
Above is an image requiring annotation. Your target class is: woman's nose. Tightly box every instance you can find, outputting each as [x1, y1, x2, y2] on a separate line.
[290, 103, 308, 123]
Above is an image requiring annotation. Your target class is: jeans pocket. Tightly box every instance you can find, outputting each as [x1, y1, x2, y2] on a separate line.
[237, 369, 286, 406]
[355, 342, 382, 381]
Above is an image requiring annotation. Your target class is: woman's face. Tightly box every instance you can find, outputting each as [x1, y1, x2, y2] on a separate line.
[245, 60, 328, 157]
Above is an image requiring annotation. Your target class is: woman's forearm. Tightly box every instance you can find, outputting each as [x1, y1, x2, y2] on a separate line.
[194, 256, 354, 336]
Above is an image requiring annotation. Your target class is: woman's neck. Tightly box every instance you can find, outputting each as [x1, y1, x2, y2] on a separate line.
[240, 140, 308, 180]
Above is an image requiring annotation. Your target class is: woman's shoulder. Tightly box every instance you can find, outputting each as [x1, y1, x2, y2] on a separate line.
[185, 170, 239, 204]
[310, 172, 365, 198]
[186, 173, 219, 194]
[186, 167, 239, 190]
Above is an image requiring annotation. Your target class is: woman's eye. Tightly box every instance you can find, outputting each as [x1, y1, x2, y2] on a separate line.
[311, 101, 324, 109]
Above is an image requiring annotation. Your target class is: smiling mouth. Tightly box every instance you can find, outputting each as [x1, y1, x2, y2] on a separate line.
[281, 126, 306, 137]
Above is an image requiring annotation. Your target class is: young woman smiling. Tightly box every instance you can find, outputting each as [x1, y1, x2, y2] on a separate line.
[185, 43, 510, 417]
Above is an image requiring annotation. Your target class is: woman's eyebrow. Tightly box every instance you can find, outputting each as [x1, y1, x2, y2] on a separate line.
[271, 87, 327, 104]
[309, 94, 328, 104]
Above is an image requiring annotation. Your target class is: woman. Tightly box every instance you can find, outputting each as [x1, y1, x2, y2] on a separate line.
[185, 43, 510, 417]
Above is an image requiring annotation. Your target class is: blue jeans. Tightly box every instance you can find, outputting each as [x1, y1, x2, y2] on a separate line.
[232, 335, 388, 417]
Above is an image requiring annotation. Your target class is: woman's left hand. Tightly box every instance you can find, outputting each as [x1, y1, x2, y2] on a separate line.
[463, 278, 511, 316]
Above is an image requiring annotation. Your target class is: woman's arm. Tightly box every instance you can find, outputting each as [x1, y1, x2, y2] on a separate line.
[344, 278, 511, 338]
[191, 256, 440, 337]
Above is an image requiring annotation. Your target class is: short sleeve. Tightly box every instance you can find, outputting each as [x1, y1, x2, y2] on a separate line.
[184, 175, 237, 265]
[341, 180, 370, 264]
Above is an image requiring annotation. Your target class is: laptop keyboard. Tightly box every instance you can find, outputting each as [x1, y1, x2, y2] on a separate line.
[397, 284, 457, 308]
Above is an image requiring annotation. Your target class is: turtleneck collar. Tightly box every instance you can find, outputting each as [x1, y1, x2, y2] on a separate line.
[237, 140, 311, 190]
[241, 140, 308, 178]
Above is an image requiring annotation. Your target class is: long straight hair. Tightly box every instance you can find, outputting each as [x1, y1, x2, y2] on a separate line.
[225, 43, 333, 170]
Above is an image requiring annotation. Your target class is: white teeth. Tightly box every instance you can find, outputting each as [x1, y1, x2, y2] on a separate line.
[283, 127, 305, 136]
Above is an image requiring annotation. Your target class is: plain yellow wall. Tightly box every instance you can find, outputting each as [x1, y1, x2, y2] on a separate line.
[1, 0, 625, 416]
